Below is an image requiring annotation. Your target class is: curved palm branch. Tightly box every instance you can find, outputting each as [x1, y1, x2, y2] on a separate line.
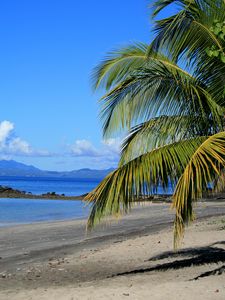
[150, 0, 225, 64]
[152, 0, 186, 17]
[173, 131, 225, 248]
[86, 136, 207, 229]
[92, 42, 148, 90]
[119, 115, 210, 166]
[195, 58, 225, 107]
[100, 59, 222, 137]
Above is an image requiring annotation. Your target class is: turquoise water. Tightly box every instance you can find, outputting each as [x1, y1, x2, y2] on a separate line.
[0, 176, 100, 227]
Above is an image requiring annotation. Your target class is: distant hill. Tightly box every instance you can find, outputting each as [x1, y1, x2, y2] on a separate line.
[0, 160, 114, 179]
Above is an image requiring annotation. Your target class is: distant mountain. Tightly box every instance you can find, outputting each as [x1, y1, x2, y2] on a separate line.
[66, 168, 114, 179]
[0, 160, 114, 179]
[0, 160, 43, 176]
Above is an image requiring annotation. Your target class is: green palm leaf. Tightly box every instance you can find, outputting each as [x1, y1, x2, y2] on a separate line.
[100, 59, 222, 137]
[92, 42, 148, 90]
[150, 0, 225, 63]
[86, 136, 207, 229]
[119, 115, 210, 166]
[173, 131, 225, 248]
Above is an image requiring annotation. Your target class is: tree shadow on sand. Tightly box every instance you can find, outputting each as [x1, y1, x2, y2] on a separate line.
[111, 241, 225, 280]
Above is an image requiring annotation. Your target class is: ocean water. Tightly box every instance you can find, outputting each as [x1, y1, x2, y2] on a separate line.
[0, 176, 173, 227]
[0, 176, 101, 227]
[0, 176, 100, 196]
[0, 198, 90, 227]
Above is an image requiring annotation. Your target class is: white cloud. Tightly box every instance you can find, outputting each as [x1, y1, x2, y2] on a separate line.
[69, 138, 122, 168]
[70, 138, 121, 158]
[0, 120, 122, 168]
[0, 120, 14, 146]
[8, 137, 32, 155]
[71, 139, 99, 157]
[0, 120, 51, 157]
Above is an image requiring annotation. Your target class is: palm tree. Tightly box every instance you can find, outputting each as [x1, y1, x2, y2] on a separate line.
[85, 0, 225, 247]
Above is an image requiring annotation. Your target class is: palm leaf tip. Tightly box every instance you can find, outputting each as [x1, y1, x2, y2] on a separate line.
[151, 0, 179, 18]
[173, 131, 225, 247]
[92, 43, 148, 91]
[84, 170, 126, 230]
[86, 137, 209, 232]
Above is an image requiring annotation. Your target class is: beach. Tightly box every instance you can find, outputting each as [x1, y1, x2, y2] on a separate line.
[0, 201, 225, 299]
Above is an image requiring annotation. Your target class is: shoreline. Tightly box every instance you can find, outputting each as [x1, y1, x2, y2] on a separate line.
[0, 194, 86, 200]
[0, 202, 225, 266]
[0, 185, 172, 202]
[0, 214, 88, 228]
[0, 185, 174, 202]
[0, 202, 225, 299]
[0, 186, 87, 200]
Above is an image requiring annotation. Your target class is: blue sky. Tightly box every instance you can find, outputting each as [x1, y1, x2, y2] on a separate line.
[0, 0, 176, 171]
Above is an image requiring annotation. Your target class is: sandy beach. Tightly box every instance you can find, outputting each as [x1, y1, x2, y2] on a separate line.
[0, 201, 225, 299]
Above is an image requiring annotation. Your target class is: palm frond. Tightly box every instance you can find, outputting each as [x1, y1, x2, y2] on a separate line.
[151, 0, 185, 18]
[119, 115, 206, 166]
[173, 131, 225, 248]
[194, 58, 225, 107]
[100, 59, 223, 137]
[86, 136, 207, 229]
[92, 42, 148, 90]
[150, 0, 225, 63]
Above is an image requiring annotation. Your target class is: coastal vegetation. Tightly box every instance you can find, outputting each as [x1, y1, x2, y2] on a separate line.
[0, 185, 86, 200]
[86, 0, 225, 247]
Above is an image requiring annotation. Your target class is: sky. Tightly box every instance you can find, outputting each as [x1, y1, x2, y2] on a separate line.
[0, 0, 176, 171]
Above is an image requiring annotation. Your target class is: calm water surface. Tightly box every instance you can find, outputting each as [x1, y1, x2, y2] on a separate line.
[0, 176, 100, 227]
[0, 176, 173, 227]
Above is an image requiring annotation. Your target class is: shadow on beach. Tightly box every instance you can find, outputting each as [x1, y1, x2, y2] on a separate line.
[111, 241, 225, 280]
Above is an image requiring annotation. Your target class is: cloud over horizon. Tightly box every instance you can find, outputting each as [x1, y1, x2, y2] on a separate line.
[69, 138, 121, 166]
[0, 120, 121, 169]
[0, 120, 52, 157]
[70, 139, 100, 157]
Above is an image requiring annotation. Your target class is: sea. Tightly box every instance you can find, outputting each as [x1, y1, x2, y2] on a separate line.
[0, 176, 101, 227]
[0, 176, 173, 228]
